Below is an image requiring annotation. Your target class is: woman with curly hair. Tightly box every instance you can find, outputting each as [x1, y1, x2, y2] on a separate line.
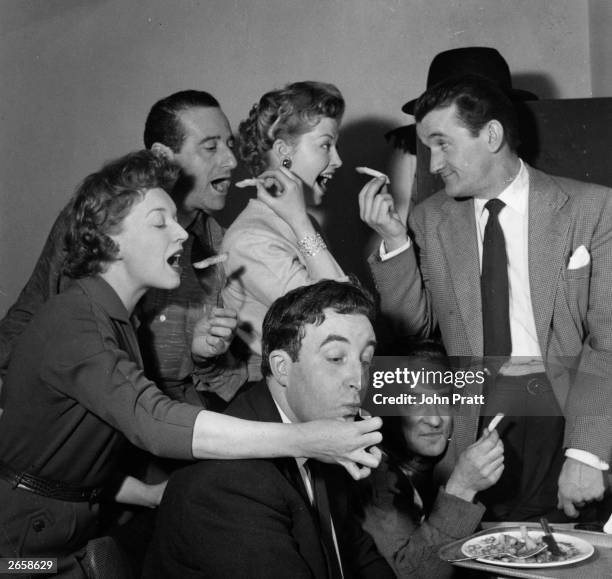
[0, 150, 381, 574]
[222, 81, 348, 380]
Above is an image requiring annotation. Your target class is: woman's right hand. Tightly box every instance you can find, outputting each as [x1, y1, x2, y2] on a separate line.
[297, 416, 383, 480]
[239, 167, 311, 233]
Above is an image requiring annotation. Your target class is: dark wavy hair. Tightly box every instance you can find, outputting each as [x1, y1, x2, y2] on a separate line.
[143, 90, 220, 152]
[261, 278, 375, 378]
[238, 81, 345, 176]
[414, 74, 520, 152]
[63, 150, 179, 279]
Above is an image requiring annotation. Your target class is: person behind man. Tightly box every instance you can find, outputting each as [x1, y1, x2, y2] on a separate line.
[0, 90, 243, 407]
[359, 343, 504, 578]
[359, 75, 612, 521]
[144, 280, 395, 579]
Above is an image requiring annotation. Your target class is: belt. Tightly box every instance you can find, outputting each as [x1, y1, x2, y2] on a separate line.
[0, 460, 103, 503]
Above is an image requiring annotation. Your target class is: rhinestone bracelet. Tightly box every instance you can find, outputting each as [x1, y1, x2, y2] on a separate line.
[297, 233, 327, 257]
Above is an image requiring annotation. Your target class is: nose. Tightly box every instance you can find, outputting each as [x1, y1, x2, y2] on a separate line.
[222, 143, 238, 170]
[429, 148, 444, 174]
[346, 360, 364, 392]
[174, 221, 188, 242]
[330, 146, 342, 169]
[422, 410, 443, 427]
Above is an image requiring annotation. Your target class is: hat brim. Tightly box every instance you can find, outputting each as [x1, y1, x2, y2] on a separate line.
[401, 87, 538, 116]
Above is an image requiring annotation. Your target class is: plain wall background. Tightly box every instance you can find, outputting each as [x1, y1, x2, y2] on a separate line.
[1, 0, 608, 316]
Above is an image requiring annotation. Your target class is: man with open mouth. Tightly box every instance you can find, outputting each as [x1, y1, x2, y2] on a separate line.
[0, 90, 247, 410]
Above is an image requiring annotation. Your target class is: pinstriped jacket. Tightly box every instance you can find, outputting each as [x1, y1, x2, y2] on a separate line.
[369, 164, 612, 479]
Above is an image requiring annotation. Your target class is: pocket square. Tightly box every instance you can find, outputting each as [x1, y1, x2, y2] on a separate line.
[568, 245, 590, 269]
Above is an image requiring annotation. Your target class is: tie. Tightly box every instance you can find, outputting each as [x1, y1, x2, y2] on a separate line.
[481, 199, 511, 360]
[305, 461, 344, 579]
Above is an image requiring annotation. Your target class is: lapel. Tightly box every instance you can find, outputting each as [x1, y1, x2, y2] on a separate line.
[231, 383, 312, 504]
[526, 166, 571, 351]
[227, 383, 327, 575]
[437, 196, 483, 354]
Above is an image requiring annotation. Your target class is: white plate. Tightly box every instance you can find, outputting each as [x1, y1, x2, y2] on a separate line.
[461, 530, 594, 568]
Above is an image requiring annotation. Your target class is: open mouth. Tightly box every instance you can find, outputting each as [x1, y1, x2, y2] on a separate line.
[210, 177, 231, 194]
[167, 251, 182, 270]
[315, 172, 334, 195]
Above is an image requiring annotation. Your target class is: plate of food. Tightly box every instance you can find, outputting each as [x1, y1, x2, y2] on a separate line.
[461, 527, 594, 568]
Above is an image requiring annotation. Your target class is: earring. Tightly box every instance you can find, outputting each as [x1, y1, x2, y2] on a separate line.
[282, 157, 292, 169]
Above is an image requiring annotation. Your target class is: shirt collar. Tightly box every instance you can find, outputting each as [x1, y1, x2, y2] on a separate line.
[76, 276, 131, 323]
[272, 399, 308, 468]
[474, 158, 528, 217]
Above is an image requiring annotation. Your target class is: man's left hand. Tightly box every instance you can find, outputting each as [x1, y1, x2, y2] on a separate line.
[192, 306, 238, 360]
[557, 457, 607, 517]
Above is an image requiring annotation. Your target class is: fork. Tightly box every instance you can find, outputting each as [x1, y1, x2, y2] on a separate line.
[447, 544, 548, 563]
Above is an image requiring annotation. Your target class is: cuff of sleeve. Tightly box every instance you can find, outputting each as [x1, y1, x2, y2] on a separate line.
[379, 239, 411, 261]
[428, 488, 485, 538]
[565, 448, 609, 471]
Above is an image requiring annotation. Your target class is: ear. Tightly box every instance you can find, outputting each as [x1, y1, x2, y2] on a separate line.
[269, 349, 293, 386]
[151, 142, 175, 161]
[272, 138, 294, 164]
[485, 120, 505, 153]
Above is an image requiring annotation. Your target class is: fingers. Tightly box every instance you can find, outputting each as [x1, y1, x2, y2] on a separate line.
[206, 307, 238, 325]
[192, 253, 228, 269]
[354, 415, 383, 435]
[340, 460, 372, 481]
[558, 495, 580, 518]
[355, 166, 390, 184]
[358, 177, 388, 221]
[475, 426, 500, 449]
[349, 447, 382, 470]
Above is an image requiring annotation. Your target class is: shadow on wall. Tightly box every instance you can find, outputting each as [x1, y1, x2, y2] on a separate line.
[323, 116, 397, 290]
[513, 72, 559, 100]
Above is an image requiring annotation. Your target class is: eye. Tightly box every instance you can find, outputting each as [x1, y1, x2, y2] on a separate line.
[150, 215, 167, 228]
[227, 138, 236, 150]
[326, 352, 345, 364]
[321, 142, 332, 151]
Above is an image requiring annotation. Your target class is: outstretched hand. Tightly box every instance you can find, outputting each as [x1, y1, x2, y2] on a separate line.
[299, 416, 384, 480]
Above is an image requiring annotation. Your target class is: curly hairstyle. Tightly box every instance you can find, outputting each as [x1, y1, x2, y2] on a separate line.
[143, 90, 220, 152]
[238, 81, 345, 176]
[260, 278, 375, 378]
[63, 150, 179, 279]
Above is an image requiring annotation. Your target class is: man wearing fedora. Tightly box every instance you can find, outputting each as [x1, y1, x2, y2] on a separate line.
[359, 49, 612, 522]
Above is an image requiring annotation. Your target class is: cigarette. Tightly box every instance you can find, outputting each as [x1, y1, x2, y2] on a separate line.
[192, 253, 228, 269]
[355, 166, 390, 184]
[487, 412, 504, 432]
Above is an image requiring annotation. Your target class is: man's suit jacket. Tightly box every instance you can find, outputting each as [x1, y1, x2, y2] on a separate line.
[369, 165, 612, 477]
[143, 382, 394, 578]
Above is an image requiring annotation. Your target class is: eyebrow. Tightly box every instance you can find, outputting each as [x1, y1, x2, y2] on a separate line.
[319, 334, 377, 349]
[199, 135, 221, 145]
[426, 131, 448, 140]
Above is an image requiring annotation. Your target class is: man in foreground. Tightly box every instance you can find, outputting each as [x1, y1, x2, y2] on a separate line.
[144, 280, 394, 578]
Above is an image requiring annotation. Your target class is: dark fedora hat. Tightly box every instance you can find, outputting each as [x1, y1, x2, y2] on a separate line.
[402, 46, 538, 115]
